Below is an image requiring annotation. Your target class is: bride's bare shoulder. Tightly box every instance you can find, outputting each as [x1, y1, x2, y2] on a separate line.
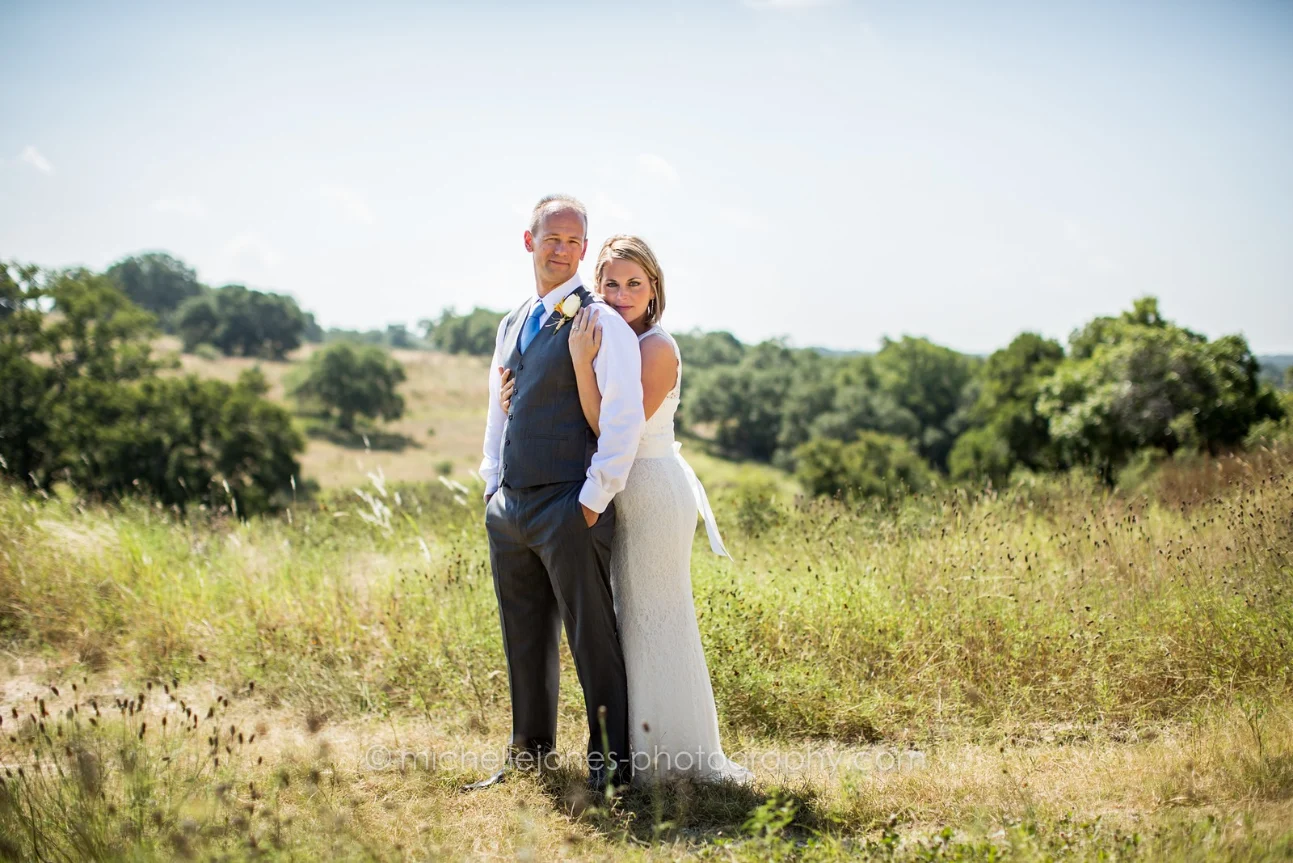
[639, 331, 679, 377]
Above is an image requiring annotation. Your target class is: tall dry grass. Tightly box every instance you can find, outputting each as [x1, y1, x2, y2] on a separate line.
[1, 447, 1291, 859]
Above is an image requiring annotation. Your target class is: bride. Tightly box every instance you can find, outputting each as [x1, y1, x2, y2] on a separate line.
[500, 234, 753, 788]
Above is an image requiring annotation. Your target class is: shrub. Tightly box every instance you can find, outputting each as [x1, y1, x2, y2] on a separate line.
[192, 342, 221, 361]
[176, 284, 307, 359]
[420, 307, 505, 355]
[948, 426, 1015, 487]
[289, 342, 406, 432]
[1, 262, 302, 514]
[793, 431, 935, 501]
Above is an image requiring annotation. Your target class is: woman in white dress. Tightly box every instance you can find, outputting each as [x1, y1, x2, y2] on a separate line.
[500, 235, 752, 788]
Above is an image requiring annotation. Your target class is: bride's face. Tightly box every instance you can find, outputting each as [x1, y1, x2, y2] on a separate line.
[598, 259, 654, 328]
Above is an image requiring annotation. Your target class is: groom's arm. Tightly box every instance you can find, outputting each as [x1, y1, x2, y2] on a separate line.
[579, 306, 645, 514]
[479, 315, 511, 501]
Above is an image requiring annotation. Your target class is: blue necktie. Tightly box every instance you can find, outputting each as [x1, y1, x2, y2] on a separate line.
[518, 302, 546, 354]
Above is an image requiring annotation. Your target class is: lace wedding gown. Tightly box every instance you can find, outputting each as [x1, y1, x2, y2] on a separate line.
[610, 325, 754, 787]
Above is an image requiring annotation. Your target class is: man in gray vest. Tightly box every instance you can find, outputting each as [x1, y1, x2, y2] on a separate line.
[465, 195, 644, 794]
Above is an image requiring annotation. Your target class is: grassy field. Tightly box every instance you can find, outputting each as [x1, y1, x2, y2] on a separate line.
[1, 348, 1291, 860]
[170, 340, 496, 490]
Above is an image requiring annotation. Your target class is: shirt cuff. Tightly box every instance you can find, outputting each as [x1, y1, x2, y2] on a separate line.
[578, 479, 612, 513]
[480, 466, 499, 497]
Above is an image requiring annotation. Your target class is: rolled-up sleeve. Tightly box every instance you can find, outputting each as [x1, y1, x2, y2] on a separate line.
[579, 306, 645, 512]
[479, 315, 511, 498]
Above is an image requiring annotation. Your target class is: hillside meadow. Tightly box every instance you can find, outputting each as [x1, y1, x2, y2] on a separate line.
[170, 340, 496, 490]
[170, 338, 789, 496]
[1, 347, 1291, 860]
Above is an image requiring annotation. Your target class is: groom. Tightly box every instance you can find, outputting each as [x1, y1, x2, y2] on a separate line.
[466, 195, 644, 793]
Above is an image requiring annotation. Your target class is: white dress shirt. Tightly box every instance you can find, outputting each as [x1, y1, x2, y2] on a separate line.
[480, 273, 645, 513]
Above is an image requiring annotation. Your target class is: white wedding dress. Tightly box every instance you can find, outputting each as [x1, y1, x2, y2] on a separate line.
[610, 325, 754, 787]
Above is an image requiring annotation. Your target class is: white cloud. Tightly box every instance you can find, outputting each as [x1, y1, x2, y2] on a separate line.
[19, 145, 54, 175]
[637, 153, 680, 186]
[744, 0, 838, 8]
[224, 232, 280, 272]
[718, 207, 768, 231]
[1062, 218, 1120, 274]
[152, 196, 206, 218]
[317, 184, 375, 224]
[1063, 218, 1085, 249]
[1089, 254, 1119, 273]
[592, 192, 633, 223]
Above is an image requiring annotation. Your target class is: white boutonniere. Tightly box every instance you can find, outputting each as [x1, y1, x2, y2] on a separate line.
[550, 293, 582, 334]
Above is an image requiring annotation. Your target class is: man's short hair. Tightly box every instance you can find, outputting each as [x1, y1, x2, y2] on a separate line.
[529, 194, 588, 237]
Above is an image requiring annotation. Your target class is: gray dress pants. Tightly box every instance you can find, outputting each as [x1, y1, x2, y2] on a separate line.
[484, 479, 631, 781]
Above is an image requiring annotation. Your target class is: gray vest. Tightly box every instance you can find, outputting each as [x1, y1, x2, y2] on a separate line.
[498, 286, 599, 490]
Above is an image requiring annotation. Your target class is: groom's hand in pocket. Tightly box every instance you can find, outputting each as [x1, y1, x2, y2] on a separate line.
[581, 504, 598, 528]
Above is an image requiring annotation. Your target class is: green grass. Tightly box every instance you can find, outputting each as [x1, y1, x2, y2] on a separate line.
[1, 445, 1292, 859]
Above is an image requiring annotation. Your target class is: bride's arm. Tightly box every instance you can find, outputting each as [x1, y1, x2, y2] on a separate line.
[570, 311, 680, 432]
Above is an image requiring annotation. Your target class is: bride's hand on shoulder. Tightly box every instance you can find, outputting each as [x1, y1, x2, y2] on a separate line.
[568, 307, 602, 369]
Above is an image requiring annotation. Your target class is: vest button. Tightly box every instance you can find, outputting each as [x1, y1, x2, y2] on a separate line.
[518, 364, 524, 371]
[505, 439, 511, 446]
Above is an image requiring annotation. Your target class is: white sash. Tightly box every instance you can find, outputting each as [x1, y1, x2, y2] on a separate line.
[672, 441, 732, 559]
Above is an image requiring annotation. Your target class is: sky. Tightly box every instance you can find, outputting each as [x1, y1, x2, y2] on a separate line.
[2, 0, 1290, 354]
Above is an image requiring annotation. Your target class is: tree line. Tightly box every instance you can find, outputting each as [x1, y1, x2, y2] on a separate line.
[676, 298, 1287, 497]
[1, 263, 303, 515]
[106, 251, 436, 356]
[393, 294, 1290, 499]
[5, 248, 1288, 509]
[1, 257, 417, 513]
[102, 251, 413, 435]
[105, 252, 321, 359]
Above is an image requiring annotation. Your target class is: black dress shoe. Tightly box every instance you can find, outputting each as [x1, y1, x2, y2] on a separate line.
[461, 767, 513, 792]
[461, 744, 556, 792]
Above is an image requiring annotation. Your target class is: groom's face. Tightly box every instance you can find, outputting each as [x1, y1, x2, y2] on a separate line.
[525, 208, 587, 290]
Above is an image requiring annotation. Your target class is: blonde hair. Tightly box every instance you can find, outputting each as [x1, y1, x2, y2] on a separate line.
[594, 234, 666, 326]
